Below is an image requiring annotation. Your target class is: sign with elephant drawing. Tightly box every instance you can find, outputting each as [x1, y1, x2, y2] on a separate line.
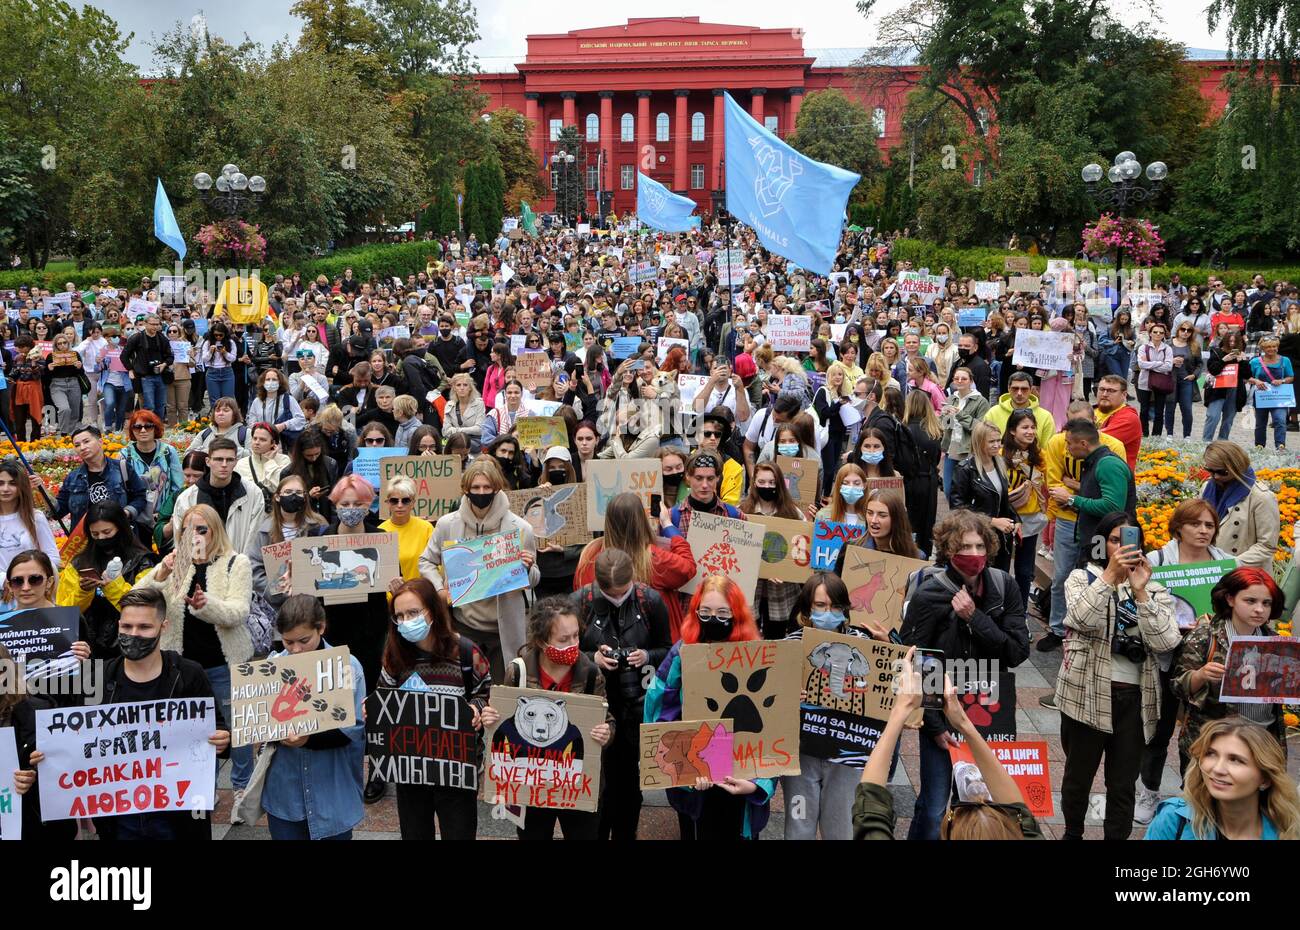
[841, 545, 930, 633]
[681, 512, 762, 599]
[638, 720, 734, 789]
[229, 647, 357, 748]
[749, 514, 814, 584]
[681, 641, 802, 779]
[290, 533, 399, 605]
[585, 459, 662, 532]
[798, 628, 891, 763]
[483, 686, 607, 812]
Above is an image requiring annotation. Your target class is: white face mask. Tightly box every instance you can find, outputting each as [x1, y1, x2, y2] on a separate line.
[602, 586, 633, 607]
[265, 380, 280, 391]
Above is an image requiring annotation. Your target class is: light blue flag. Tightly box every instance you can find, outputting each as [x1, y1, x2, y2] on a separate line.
[723, 92, 859, 275]
[636, 171, 697, 233]
[153, 178, 187, 260]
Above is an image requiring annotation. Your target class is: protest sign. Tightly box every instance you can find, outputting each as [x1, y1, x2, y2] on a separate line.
[577, 223, 591, 236]
[290, 533, 399, 605]
[1007, 275, 1041, 293]
[958, 307, 989, 328]
[0, 606, 80, 681]
[229, 646, 357, 747]
[169, 339, 191, 364]
[586, 459, 662, 532]
[126, 297, 158, 320]
[681, 512, 762, 598]
[659, 254, 680, 269]
[948, 740, 1054, 819]
[864, 476, 904, 495]
[718, 249, 745, 284]
[1085, 297, 1114, 322]
[896, 272, 947, 305]
[441, 530, 530, 607]
[514, 415, 568, 451]
[681, 641, 801, 779]
[509, 334, 527, 356]
[949, 672, 1017, 742]
[523, 397, 562, 417]
[1220, 637, 1300, 704]
[1045, 259, 1077, 297]
[776, 455, 820, 507]
[352, 446, 405, 493]
[1149, 559, 1234, 629]
[378, 455, 462, 521]
[485, 686, 606, 811]
[656, 337, 690, 364]
[0, 729, 20, 839]
[799, 628, 893, 762]
[677, 373, 709, 407]
[1004, 256, 1031, 273]
[564, 331, 583, 353]
[842, 546, 930, 632]
[638, 720, 734, 788]
[767, 315, 812, 352]
[628, 260, 656, 284]
[750, 514, 814, 583]
[1254, 384, 1296, 409]
[508, 483, 589, 548]
[1011, 329, 1075, 370]
[972, 281, 1002, 302]
[474, 276, 495, 291]
[159, 275, 186, 306]
[606, 336, 642, 359]
[260, 540, 293, 600]
[515, 350, 553, 391]
[1214, 364, 1239, 389]
[36, 699, 217, 819]
[365, 689, 479, 789]
[377, 325, 411, 345]
[829, 323, 848, 343]
[811, 519, 868, 571]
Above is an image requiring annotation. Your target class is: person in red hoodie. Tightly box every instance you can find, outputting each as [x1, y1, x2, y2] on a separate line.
[574, 491, 697, 639]
[1094, 374, 1142, 471]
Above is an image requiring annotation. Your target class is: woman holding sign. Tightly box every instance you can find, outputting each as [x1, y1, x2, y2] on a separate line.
[44, 332, 84, 436]
[1248, 335, 1294, 451]
[1203, 331, 1250, 442]
[741, 462, 807, 639]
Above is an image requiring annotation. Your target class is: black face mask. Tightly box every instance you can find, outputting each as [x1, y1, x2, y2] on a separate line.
[278, 493, 306, 514]
[467, 490, 495, 510]
[118, 632, 159, 662]
[493, 455, 515, 474]
[756, 485, 779, 502]
[663, 473, 683, 490]
[696, 617, 734, 643]
[547, 470, 568, 485]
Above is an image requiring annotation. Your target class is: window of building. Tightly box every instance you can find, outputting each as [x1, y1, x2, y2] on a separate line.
[765, 115, 778, 134]
[586, 113, 599, 142]
[620, 113, 634, 142]
[976, 106, 989, 135]
[621, 165, 634, 189]
[973, 161, 985, 188]
[691, 164, 705, 189]
[586, 166, 598, 190]
[656, 112, 670, 142]
[872, 107, 886, 138]
[549, 118, 562, 142]
[691, 111, 705, 142]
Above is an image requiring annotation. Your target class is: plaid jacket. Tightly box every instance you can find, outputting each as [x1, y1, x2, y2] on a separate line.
[1054, 566, 1181, 741]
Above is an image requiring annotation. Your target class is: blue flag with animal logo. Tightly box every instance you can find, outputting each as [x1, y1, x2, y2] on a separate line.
[723, 92, 859, 275]
[636, 171, 698, 233]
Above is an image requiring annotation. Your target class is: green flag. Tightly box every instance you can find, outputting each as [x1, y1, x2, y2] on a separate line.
[521, 201, 537, 236]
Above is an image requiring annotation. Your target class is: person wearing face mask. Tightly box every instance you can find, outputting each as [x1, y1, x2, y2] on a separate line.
[374, 578, 491, 837]
[945, 332, 992, 399]
[812, 463, 871, 526]
[247, 368, 307, 454]
[659, 448, 688, 507]
[643, 575, 774, 839]
[484, 435, 528, 491]
[741, 462, 807, 639]
[900, 510, 1029, 840]
[247, 473, 329, 610]
[926, 322, 959, 385]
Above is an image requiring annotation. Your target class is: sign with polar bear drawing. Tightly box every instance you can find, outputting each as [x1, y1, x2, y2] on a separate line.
[483, 686, 607, 812]
[290, 533, 399, 605]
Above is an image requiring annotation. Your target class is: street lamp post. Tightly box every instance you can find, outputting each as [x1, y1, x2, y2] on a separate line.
[555, 150, 577, 227]
[1080, 152, 1167, 279]
[193, 163, 267, 217]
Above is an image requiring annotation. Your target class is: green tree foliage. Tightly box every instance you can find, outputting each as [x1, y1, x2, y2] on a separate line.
[485, 108, 544, 206]
[786, 89, 884, 215]
[0, 131, 42, 266]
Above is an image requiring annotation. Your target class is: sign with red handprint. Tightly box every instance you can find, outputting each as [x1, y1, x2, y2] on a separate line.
[228, 646, 357, 747]
[681, 512, 762, 600]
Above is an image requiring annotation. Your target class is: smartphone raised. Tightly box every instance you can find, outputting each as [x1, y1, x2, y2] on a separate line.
[1120, 525, 1141, 552]
[915, 648, 945, 710]
[649, 493, 663, 520]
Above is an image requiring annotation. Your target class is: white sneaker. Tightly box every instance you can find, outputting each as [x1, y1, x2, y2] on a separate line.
[1134, 784, 1159, 824]
[230, 788, 247, 825]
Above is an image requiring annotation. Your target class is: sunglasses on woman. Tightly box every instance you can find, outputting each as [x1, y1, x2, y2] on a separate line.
[387, 496, 412, 505]
[10, 574, 46, 588]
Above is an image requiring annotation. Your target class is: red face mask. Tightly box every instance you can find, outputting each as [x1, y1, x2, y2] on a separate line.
[950, 553, 986, 578]
[544, 643, 580, 666]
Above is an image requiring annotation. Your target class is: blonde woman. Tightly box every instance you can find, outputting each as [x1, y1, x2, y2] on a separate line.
[1199, 440, 1279, 569]
[950, 420, 1018, 572]
[443, 373, 486, 454]
[865, 352, 900, 392]
[380, 475, 434, 586]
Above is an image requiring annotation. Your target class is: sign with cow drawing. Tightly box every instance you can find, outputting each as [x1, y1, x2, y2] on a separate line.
[483, 686, 607, 812]
[229, 646, 357, 748]
[290, 533, 399, 605]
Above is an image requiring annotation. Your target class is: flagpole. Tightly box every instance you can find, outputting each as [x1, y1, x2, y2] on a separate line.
[0, 413, 69, 534]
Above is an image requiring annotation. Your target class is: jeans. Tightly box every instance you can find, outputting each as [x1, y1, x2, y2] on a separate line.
[1165, 378, 1195, 438]
[102, 381, 130, 432]
[1060, 685, 1144, 840]
[49, 377, 82, 434]
[907, 730, 954, 841]
[1254, 403, 1287, 448]
[1049, 517, 1081, 637]
[1140, 666, 1188, 792]
[394, 783, 477, 840]
[1136, 388, 1169, 436]
[140, 374, 166, 421]
[782, 755, 862, 840]
[943, 453, 965, 504]
[204, 664, 254, 790]
[1012, 531, 1038, 607]
[266, 812, 352, 840]
[205, 366, 236, 405]
[1203, 394, 1238, 441]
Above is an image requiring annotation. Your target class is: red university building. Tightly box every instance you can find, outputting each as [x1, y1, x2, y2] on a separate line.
[477, 17, 1236, 218]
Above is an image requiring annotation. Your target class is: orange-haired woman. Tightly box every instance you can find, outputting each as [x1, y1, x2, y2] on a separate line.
[643, 575, 774, 839]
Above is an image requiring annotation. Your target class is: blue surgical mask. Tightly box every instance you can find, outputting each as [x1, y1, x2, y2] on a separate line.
[861, 451, 884, 465]
[397, 613, 431, 643]
[840, 485, 865, 504]
[777, 442, 799, 457]
[810, 609, 847, 631]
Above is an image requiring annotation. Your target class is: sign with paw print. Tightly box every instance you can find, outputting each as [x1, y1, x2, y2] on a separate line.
[681, 512, 762, 599]
[681, 641, 802, 779]
[229, 647, 357, 747]
[948, 672, 1017, 743]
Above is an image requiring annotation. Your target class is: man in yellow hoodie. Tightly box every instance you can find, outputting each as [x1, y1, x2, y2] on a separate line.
[984, 371, 1056, 449]
[1035, 400, 1128, 692]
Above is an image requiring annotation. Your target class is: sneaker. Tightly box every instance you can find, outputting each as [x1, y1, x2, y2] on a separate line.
[1036, 632, 1063, 652]
[1039, 692, 1057, 709]
[229, 788, 246, 825]
[1134, 785, 1160, 824]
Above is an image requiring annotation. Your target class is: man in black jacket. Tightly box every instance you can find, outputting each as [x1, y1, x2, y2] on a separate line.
[429, 314, 466, 383]
[946, 332, 992, 399]
[120, 314, 173, 421]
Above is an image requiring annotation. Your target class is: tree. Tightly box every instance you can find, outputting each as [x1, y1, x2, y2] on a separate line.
[552, 126, 586, 224]
[485, 107, 543, 206]
[0, 132, 40, 265]
[462, 152, 505, 243]
[786, 89, 884, 214]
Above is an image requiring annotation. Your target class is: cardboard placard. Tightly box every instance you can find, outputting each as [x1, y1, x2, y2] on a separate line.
[290, 533, 400, 605]
[1220, 637, 1300, 705]
[677, 373, 709, 407]
[1149, 559, 1234, 629]
[0, 727, 19, 838]
[681, 511, 763, 598]
[656, 336, 690, 364]
[1007, 274, 1041, 293]
[441, 530, 530, 607]
[972, 281, 1002, 301]
[365, 688, 480, 789]
[1004, 256, 1031, 273]
[35, 699, 218, 820]
[485, 686, 607, 811]
[811, 519, 868, 571]
[378, 455, 462, 521]
[229, 647, 357, 747]
[638, 720, 734, 788]
[586, 459, 662, 532]
[896, 271, 948, 306]
[1011, 329, 1075, 370]
[864, 476, 904, 495]
[750, 514, 815, 583]
[514, 415, 568, 451]
[260, 540, 293, 599]
[948, 740, 1054, 819]
[842, 545, 930, 632]
[515, 350, 553, 392]
[508, 483, 590, 548]
[799, 628, 894, 762]
[775, 455, 820, 507]
[681, 641, 802, 779]
[767, 315, 812, 352]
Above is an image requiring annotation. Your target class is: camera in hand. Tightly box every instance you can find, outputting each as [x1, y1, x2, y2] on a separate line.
[604, 644, 644, 701]
[1110, 598, 1147, 663]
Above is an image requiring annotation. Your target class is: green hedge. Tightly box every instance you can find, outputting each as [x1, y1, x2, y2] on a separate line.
[0, 240, 443, 292]
[889, 239, 1300, 288]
